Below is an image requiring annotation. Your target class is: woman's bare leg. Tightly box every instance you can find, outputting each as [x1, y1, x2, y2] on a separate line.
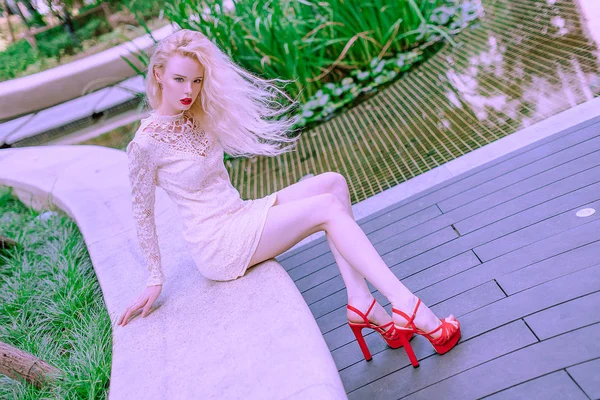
[249, 191, 457, 337]
[263, 172, 393, 328]
[320, 205, 458, 337]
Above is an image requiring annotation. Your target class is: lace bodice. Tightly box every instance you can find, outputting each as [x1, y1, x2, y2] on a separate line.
[140, 110, 211, 157]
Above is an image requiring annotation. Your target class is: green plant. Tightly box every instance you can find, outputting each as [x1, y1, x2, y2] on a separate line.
[294, 0, 482, 129]
[163, 0, 451, 101]
[0, 186, 112, 399]
[297, 49, 425, 129]
[0, 40, 37, 80]
[37, 31, 80, 60]
[121, 0, 481, 161]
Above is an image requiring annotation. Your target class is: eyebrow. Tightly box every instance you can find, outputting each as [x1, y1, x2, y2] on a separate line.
[173, 74, 204, 78]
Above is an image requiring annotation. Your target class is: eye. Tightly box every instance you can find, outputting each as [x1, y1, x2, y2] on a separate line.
[175, 77, 183, 82]
[195, 79, 203, 83]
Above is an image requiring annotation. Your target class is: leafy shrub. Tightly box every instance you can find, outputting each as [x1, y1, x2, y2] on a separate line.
[0, 40, 37, 79]
[37, 31, 79, 59]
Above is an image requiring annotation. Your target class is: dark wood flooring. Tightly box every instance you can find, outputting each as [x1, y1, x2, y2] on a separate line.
[275, 116, 600, 400]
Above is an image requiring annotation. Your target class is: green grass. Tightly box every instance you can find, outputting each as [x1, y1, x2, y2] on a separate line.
[0, 186, 112, 399]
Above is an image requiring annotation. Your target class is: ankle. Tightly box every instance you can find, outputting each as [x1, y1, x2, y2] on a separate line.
[348, 293, 375, 305]
[391, 293, 419, 314]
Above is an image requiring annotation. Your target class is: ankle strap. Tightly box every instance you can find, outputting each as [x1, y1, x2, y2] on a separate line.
[347, 298, 376, 321]
[392, 298, 421, 329]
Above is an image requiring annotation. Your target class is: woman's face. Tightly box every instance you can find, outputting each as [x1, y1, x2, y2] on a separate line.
[154, 53, 205, 115]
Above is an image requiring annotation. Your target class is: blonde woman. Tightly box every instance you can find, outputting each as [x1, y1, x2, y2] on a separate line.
[117, 29, 460, 367]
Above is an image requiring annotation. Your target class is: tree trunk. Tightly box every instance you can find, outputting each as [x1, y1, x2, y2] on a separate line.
[0, 341, 63, 389]
[61, 6, 78, 45]
[0, 234, 18, 249]
[48, 1, 79, 46]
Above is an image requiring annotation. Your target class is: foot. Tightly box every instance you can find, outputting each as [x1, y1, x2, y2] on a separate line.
[347, 295, 394, 334]
[391, 295, 459, 341]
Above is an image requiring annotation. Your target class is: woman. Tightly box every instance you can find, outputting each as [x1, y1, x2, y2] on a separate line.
[117, 29, 460, 367]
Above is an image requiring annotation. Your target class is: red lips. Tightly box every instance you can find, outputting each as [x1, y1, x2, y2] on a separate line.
[180, 98, 192, 105]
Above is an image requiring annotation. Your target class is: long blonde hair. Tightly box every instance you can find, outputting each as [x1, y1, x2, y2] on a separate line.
[144, 29, 302, 158]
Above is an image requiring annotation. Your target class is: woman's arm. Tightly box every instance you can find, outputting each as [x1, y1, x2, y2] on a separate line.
[126, 141, 165, 287]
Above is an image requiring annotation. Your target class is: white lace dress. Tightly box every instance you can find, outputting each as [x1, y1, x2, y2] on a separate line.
[126, 109, 278, 286]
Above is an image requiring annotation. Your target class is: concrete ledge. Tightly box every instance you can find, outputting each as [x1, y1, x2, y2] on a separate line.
[0, 145, 347, 400]
[0, 23, 177, 120]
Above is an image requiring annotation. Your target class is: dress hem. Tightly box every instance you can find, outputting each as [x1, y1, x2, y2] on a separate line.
[236, 191, 278, 278]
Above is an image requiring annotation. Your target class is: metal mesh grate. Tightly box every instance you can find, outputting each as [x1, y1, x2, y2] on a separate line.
[230, 0, 600, 204]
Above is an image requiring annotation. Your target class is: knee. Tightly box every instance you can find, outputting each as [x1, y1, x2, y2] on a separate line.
[322, 171, 349, 199]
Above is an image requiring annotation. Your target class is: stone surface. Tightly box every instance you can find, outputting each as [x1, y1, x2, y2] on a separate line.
[0, 145, 347, 400]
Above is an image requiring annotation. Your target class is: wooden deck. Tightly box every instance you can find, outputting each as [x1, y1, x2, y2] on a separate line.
[275, 117, 600, 399]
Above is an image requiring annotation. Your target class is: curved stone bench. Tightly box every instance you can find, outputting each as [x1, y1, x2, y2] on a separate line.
[0, 145, 347, 399]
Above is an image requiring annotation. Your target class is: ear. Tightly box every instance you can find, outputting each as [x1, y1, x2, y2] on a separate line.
[153, 68, 162, 83]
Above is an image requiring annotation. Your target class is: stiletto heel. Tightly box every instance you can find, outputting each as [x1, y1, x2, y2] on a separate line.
[398, 333, 419, 368]
[347, 298, 414, 362]
[392, 297, 461, 368]
[349, 324, 373, 361]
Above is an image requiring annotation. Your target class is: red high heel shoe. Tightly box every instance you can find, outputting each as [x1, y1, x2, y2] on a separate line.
[347, 297, 414, 362]
[392, 297, 461, 368]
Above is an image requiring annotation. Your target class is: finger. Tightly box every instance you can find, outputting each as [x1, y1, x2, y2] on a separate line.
[141, 297, 153, 317]
[118, 310, 128, 325]
[122, 306, 138, 326]
[142, 301, 152, 317]
[126, 299, 148, 324]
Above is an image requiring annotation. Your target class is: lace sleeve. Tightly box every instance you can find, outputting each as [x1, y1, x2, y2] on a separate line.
[126, 140, 165, 286]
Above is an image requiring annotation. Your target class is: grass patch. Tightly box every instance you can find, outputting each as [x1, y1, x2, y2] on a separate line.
[0, 186, 112, 399]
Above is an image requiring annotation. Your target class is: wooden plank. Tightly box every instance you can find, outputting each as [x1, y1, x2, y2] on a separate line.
[400, 323, 600, 400]
[287, 251, 336, 281]
[438, 131, 600, 212]
[352, 205, 443, 252]
[355, 119, 600, 228]
[345, 321, 536, 398]
[455, 156, 600, 235]
[473, 193, 600, 262]
[484, 371, 587, 400]
[567, 358, 600, 400]
[281, 239, 331, 272]
[457, 264, 600, 342]
[525, 291, 600, 340]
[417, 219, 600, 306]
[497, 240, 600, 294]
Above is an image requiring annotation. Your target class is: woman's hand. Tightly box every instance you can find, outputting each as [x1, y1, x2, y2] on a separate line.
[117, 284, 162, 327]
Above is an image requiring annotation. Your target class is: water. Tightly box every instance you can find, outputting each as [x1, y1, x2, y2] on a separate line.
[233, 0, 600, 203]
